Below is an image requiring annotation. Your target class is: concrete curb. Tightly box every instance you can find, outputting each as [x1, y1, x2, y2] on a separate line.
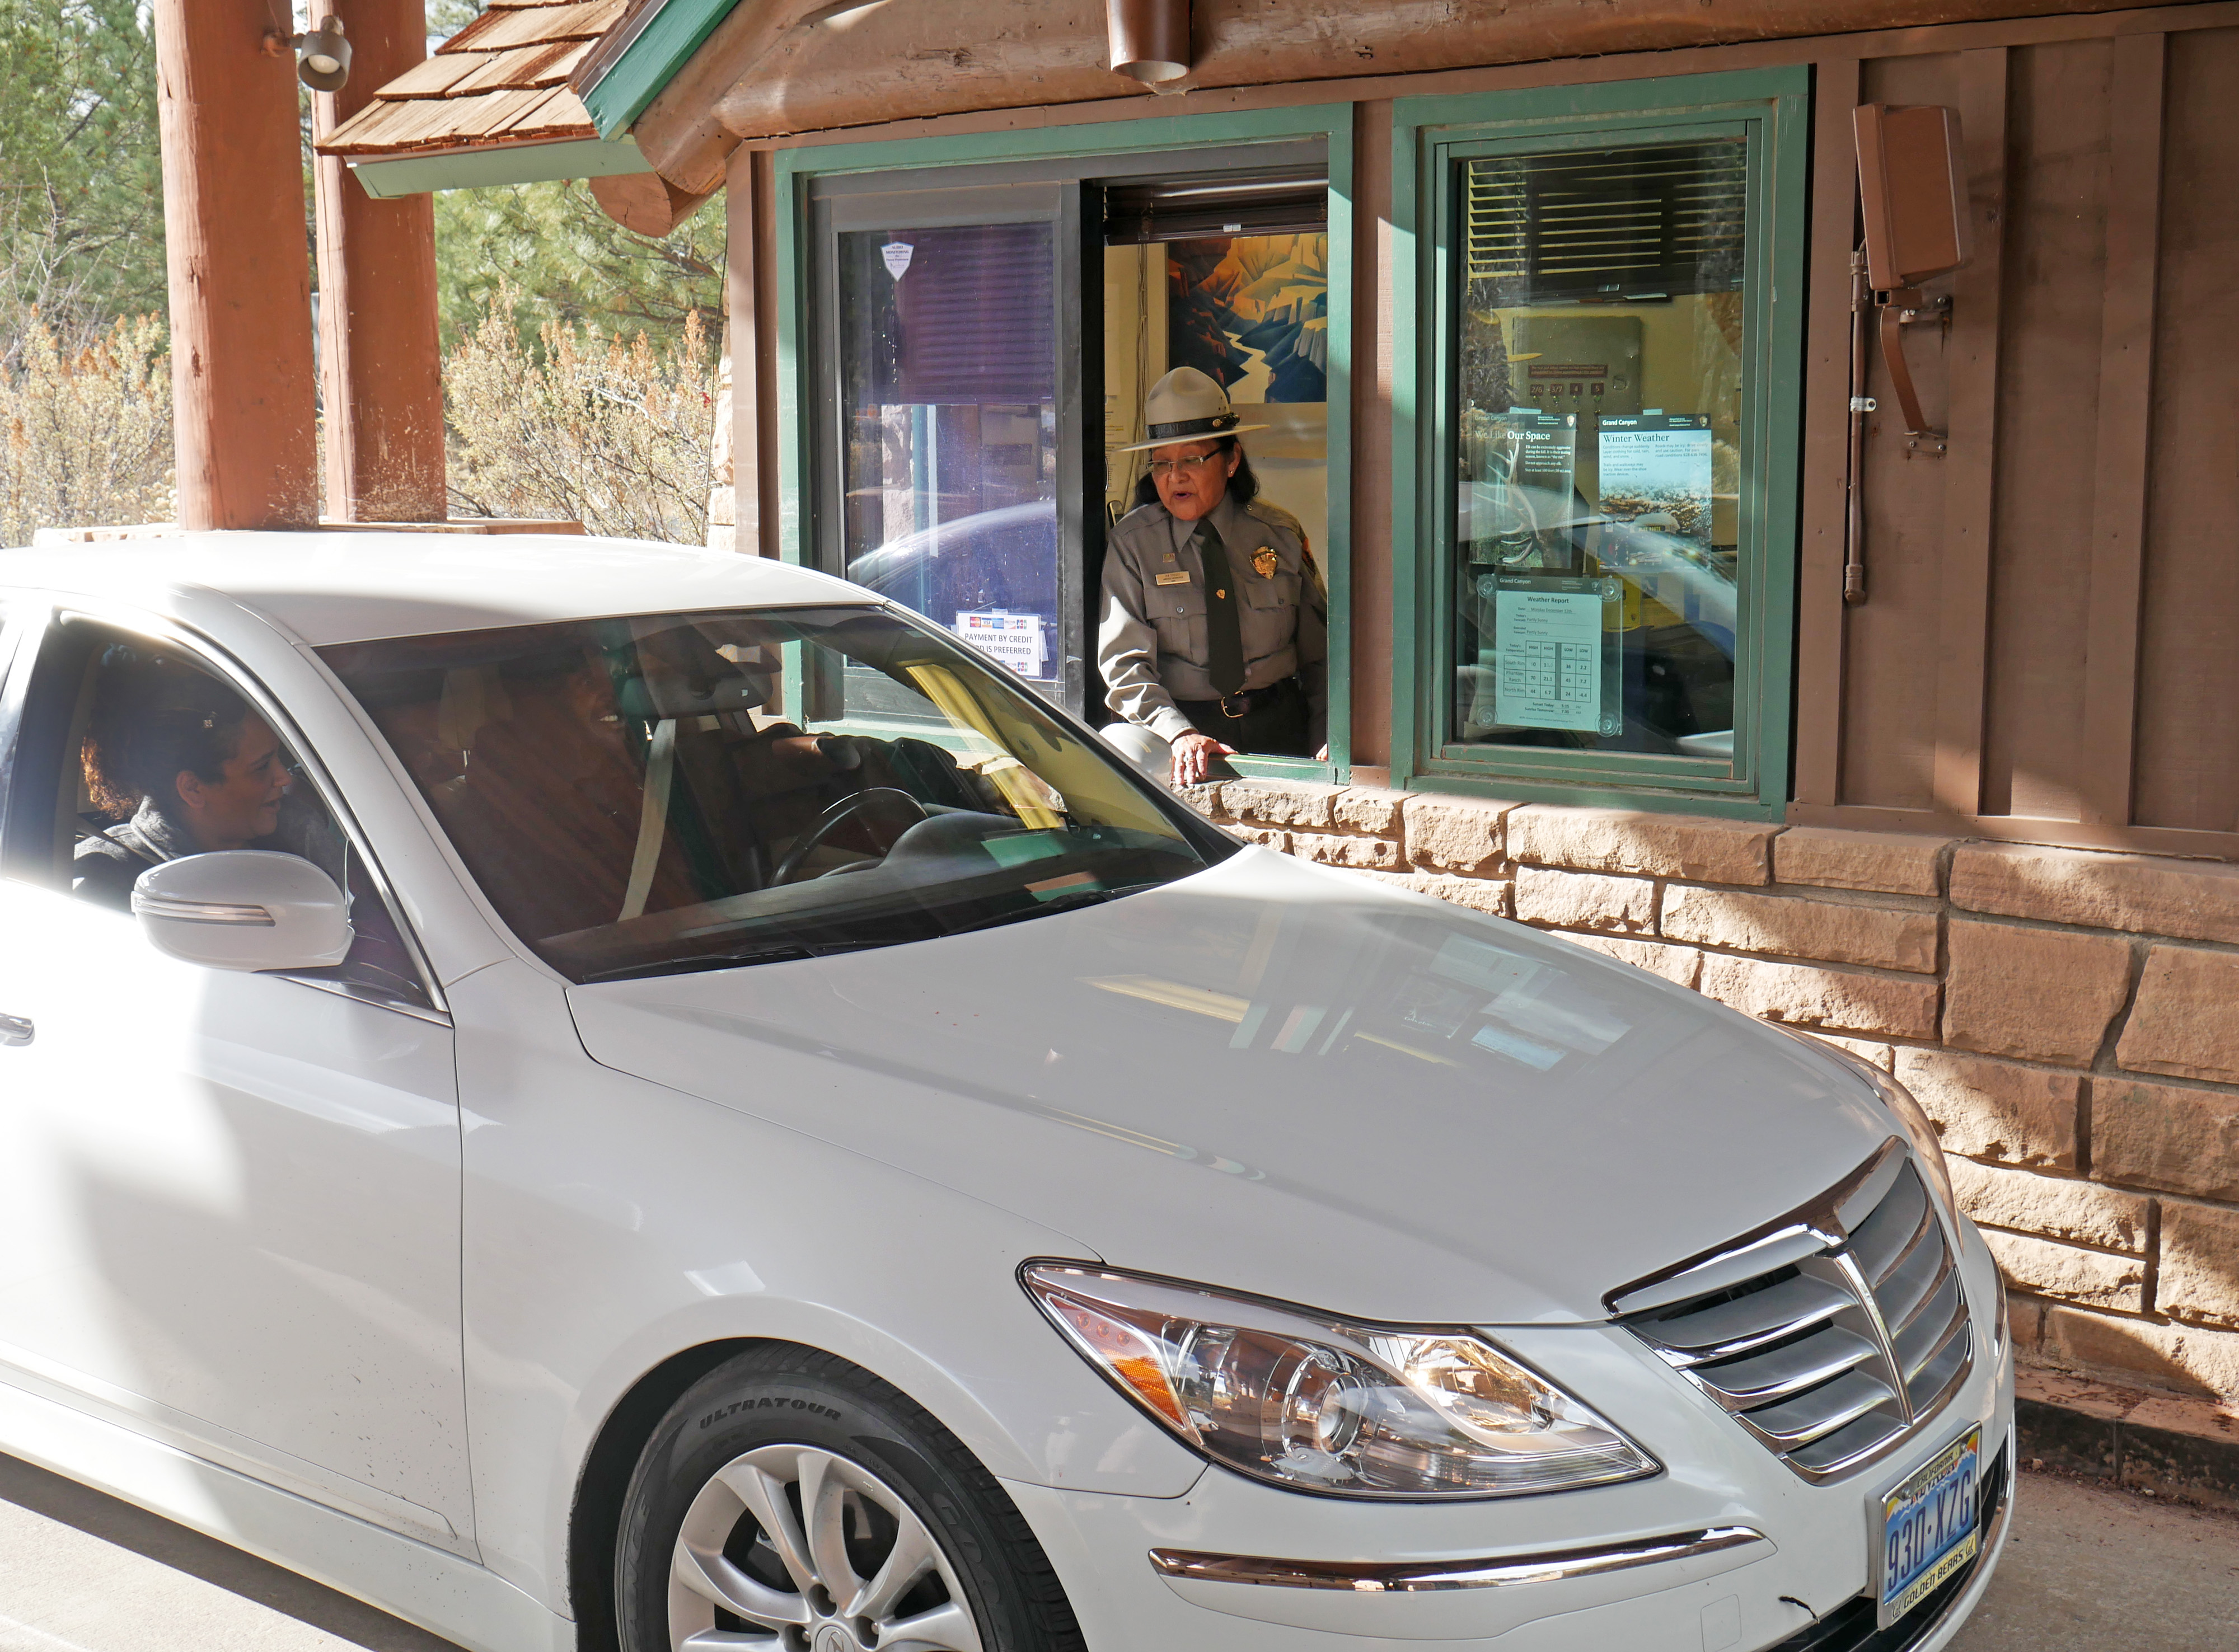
[2017, 1367, 2239, 1511]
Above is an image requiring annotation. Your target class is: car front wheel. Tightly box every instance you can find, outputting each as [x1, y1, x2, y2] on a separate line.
[613, 1346, 1083, 1652]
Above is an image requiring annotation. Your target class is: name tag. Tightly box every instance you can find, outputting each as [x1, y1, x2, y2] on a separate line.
[1154, 571, 1192, 586]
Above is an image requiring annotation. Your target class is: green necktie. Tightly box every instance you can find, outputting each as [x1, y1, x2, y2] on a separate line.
[1193, 518, 1247, 696]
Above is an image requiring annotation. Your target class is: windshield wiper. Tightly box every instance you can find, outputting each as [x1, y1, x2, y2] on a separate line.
[582, 942, 849, 982]
[941, 882, 1164, 938]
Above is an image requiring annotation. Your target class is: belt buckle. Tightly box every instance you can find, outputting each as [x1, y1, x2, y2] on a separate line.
[1217, 693, 1249, 720]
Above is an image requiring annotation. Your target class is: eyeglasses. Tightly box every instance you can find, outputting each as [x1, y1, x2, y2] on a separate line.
[1147, 452, 1225, 478]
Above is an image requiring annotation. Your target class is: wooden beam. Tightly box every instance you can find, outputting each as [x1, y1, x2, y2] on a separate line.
[1792, 55, 1863, 808]
[1932, 46, 2009, 818]
[313, 0, 447, 523]
[2078, 32, 2166, 825]
[154, 0, 320, 530]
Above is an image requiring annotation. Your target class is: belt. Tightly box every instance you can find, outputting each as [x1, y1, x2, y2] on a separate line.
[1178, 679, 1300, 722]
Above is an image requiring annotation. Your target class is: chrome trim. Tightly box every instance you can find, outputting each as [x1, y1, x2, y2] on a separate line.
[1612, 1139, 1975, 1485]
[1147, 1526, 1768, 1593]
[0, 1013, 31, 1048]
[131, 893, 277, 927]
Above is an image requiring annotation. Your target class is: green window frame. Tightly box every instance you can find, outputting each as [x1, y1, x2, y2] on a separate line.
[1390, 68, 1809, 818]
[772, 106, 1354, 786]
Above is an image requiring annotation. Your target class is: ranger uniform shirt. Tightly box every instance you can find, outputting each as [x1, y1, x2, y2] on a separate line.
[1097, 491, 1327, 747]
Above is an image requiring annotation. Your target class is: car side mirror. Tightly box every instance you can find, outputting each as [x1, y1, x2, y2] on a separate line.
[132, 851, 353, 973]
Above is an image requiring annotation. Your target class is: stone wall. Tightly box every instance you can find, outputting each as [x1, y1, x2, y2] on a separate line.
[1183, 778, 2239, 1408]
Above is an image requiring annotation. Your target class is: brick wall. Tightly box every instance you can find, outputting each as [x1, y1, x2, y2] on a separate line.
[1184, 779, 2239, 1407]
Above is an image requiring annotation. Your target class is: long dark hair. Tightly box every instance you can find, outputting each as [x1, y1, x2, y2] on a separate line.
[1132, 435, 1260, 510]
[83, 657, 255, 818]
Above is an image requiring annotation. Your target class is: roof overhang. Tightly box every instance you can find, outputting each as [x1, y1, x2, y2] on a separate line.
[349, 134, 653, 199]
[575, 0, 746, 139]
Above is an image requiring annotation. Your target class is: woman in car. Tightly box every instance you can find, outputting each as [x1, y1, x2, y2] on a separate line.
[73, 661, 307, 911]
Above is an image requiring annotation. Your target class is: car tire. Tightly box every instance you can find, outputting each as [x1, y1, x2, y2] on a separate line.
[613, 1344, 1085, 1652]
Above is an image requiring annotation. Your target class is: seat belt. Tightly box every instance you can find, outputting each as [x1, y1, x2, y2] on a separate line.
[619, 719, 677, 922]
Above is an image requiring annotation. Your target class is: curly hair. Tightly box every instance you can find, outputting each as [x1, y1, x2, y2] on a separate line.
[82, 658, 255, 819]
[1132, 435, 1260, 510]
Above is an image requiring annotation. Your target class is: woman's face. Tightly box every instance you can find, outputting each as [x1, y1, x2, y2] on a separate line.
[175, 712, 290, 851]
[1150, 438, 1239, 523]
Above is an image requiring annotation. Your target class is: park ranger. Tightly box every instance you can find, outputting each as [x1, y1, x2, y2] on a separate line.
[1098, 367, 1327, 787]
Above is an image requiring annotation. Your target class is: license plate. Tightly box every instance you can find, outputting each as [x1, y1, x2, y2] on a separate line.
[1875, 1424, 1981, 1627]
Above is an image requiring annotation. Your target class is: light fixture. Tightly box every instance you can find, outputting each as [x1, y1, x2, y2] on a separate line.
[296, 16, 351, 92]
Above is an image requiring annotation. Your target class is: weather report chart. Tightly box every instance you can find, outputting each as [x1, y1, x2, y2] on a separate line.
[1492, 575, 1620, 734]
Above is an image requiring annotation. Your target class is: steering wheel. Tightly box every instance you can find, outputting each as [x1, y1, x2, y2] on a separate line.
[771, 787, 929, 886]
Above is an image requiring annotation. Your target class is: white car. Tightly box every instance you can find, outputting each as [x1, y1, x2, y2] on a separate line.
[0, 534, 2012, 1652]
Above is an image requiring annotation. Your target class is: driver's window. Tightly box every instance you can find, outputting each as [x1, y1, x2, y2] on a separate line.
[58, 628, 436, 1015]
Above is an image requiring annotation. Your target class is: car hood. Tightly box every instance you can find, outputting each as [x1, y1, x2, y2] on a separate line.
[565, 848, 1896, 1325]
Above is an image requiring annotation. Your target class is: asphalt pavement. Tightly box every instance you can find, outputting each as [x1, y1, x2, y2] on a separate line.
[0, 1451, 2232, 1651]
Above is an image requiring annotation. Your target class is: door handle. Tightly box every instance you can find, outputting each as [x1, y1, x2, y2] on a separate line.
[0, 1014, 31, 1048]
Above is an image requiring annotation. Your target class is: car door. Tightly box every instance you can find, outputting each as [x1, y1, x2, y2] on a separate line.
[0, 607, 475, 1554]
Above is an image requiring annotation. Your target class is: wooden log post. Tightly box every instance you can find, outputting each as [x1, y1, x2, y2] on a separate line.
[312, 0, 447, 522]
[153, 0, 321, 531]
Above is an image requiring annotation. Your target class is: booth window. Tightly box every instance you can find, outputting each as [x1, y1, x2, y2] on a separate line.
[1400, 70, 1806, 814]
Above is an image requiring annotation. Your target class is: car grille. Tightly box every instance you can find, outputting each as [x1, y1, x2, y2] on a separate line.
[1608, 1139, 1973, 1483]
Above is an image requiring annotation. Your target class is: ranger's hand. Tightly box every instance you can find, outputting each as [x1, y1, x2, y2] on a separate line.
[1170, 730, 1239, 787]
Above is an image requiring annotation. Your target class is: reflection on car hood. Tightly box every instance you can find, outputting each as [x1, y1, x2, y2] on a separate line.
[564, 848, 1894, 1324]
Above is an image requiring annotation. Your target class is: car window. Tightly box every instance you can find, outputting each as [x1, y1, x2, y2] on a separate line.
[320, 606, 1235, 983]
[21, 621, 438, 1015]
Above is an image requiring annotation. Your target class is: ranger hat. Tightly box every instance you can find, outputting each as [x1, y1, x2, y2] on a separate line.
[1117, 365, 1271, 452]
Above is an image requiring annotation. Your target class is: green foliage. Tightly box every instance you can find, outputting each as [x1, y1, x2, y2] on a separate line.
[0, 0, 167, 350]
[434, 179, 725, 356]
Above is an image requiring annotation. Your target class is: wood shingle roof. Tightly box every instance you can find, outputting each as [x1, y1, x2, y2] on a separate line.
[318, 0, 626, 159]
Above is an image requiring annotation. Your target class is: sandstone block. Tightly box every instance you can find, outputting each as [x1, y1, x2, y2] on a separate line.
[2157, 1203, 2239, 1331]
[2037, 1306, 2239, 1398]
[1891, 1048, 2079, 1169]
[1233, 826, 1289, 853]
[2116, 947, 2239, 1086]
[1983, 1230, 2144, 1310]
[1290, 830, 1402, 871]
[1774, 828, 1950, 897]
[1800, 1031, 1895, 1069]
[1513, 869, 1657, 935]
[1220, 778, 1338, 829]
[1950, 841, 2239, 946]
[2093, 1079, 2239, 1202]
[1174, 781, 1228, 820]
[1949, 1160, 2148, 1251]
[1507, 805, 1781, 884]
[1697, 955, 1940, 1039]
[1660, 885, 1938, 973]
[1559, 935, 1703, 988]
[1942, 919, 2133, 1067]
[1332, 787, 1405, 837]
[1342, 870, 1513, 918]
[1400, 794, 1516, 875]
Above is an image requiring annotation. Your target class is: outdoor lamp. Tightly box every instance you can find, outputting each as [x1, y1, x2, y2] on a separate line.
[296, 16, 351, 91]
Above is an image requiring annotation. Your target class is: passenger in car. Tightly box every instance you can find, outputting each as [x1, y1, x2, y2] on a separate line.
[73, 663, 303, 911]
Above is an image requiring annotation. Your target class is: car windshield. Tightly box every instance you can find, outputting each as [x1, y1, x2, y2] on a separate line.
[319, 606, 1231, 982]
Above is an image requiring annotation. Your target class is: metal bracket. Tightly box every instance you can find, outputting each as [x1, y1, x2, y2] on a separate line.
[1875, 287, 1950, 453]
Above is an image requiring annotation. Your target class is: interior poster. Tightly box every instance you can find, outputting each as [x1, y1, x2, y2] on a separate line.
[1595, 413, 1714, 550]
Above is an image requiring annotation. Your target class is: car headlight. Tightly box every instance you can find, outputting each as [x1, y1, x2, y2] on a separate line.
[1022, 1263, 1657, 1499]
[1802, 1039, 1959, 1227]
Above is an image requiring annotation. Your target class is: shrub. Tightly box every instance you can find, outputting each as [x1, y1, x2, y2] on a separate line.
[0, 312, 172, 548]
[443, 288, 713, 543]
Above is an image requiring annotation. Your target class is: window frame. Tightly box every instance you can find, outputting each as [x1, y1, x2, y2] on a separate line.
[0, 602, 449, 1024]
[1391, 67, 1810, 817]
[774, 105, 1355, 785]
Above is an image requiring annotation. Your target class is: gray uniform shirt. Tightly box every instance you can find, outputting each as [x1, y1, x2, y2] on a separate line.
[1098, 492, 1328, 747]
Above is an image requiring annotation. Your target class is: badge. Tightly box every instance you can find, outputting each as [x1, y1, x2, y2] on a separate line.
[1154, 570, 1192, 586]
[1252, 547, 1279, 580]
